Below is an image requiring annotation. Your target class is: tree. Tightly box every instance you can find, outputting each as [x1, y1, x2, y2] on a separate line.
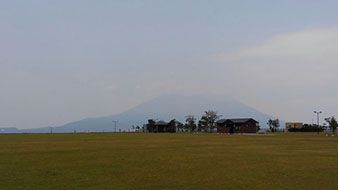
[167, 119, 177, 133]
[267, 118, 280, 132]
[256, 123, 261, 132]
[198, 116, 208, 132]
[199, 110, 222, 132]
[142, 124, 146, 132]
[325, 116, 338, 134]
[267, 119, 273, 132]
[185, 115, 197, 132]
[272, 119, 280, 132]
[146, 119, 155, 132]
[176, 121, 184, 132]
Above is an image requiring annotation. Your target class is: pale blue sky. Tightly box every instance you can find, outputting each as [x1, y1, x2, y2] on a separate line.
[1, 0, 338, 129]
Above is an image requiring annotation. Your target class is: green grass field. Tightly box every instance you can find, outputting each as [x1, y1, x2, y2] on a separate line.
[0, 133, 337, 190]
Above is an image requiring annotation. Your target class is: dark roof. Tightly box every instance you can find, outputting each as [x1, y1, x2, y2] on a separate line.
[216, 119, 227, 124]
[155, 121, 168, 126]
[216, 118, 258, 124]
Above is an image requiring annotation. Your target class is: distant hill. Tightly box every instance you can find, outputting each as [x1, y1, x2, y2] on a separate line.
[0, 127, 21, 133]
[3, 94, 281, 133]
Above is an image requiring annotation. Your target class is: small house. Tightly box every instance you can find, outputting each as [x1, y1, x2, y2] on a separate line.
[285, 122, 303, 132]
[216, 118, 258, 134]
[147, 120, 176, 133]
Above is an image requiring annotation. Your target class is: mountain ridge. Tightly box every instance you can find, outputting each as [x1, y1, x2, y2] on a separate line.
[1, 94, 281, 133]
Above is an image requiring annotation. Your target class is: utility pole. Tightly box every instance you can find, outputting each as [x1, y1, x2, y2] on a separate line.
[112, 120, 118, 132]
[314, 111, 322, 134]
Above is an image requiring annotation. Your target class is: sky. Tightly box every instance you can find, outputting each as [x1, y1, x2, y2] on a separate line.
[1, 0, 338, 129]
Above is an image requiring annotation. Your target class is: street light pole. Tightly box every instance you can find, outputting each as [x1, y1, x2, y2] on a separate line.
[314, 111, 322, 134]
[112, 120, 118, 132]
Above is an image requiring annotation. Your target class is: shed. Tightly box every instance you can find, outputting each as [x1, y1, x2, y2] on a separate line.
[216, 118, 258, 134]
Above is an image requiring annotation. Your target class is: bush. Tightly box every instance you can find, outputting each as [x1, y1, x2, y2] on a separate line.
[288, 124, 325, 132]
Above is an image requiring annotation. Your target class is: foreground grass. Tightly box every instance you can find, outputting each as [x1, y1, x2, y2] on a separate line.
[0, 133, 337, 190]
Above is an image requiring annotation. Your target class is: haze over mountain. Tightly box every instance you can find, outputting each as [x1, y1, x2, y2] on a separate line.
[2, 1, 337, 130]
[3, 94, 279, 133]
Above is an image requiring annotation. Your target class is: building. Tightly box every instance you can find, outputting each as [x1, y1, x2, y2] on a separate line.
[285, 122, 303, 132]
[146, 120, 176, 133]
[216, 118, 258, 134]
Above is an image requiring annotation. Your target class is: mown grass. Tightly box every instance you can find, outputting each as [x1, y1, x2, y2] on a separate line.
[0, 133, 337, 190]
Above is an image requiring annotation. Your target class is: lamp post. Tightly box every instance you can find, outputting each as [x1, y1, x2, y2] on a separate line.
[314, 111, 322, 134]
[112, 120, 118, 132]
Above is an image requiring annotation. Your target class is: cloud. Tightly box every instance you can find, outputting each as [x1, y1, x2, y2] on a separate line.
[214, 27, 338, 122]
[106, 83, 118, 90]
[218, 28, 338, 63]
[216, 28, 338, 89]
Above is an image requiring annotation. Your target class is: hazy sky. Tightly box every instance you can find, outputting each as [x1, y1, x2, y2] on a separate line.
[1, 0, 338, 129]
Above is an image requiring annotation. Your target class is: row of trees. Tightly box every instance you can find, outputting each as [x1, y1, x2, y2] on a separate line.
[182, 110, 222, 132]
[270, 116, 338, 134]
[176, 110, 223, 132]
[288, 124, 326, 132]
[143, 112, 338, 134]
[145, 110, 222, 133]
[185, 115, 338, 133]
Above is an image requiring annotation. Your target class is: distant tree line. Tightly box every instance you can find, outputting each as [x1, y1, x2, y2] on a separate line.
[288, 124, 326, 132]
[143, 110, 268, 133]
[145, 110, 223, 133]
[287, 116, 337, 133]
[146, 112, 338, 134]
[138, 113, 338, 134]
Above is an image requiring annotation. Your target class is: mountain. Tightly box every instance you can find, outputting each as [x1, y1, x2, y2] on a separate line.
[0, 127, 21, 133]
[3, 94, 280, 133]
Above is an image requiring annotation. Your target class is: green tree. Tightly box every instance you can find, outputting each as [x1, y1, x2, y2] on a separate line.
[199, 110, 222, 132]
[185, 115, 197, 132]
[146, 119, 155, 132]
[198, 116, 208, 132]
[325, 116, 338, 134]
[272, 119, 280, 132]
[167, 119, 177, 133]
[256, 123, 261, 132]
[267, 119, 273, 132]
[267, 118, 280, 132]
[176, 121, 184, 132]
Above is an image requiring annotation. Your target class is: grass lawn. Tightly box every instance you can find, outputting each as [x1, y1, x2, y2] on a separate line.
[0, 132, 337, 190]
